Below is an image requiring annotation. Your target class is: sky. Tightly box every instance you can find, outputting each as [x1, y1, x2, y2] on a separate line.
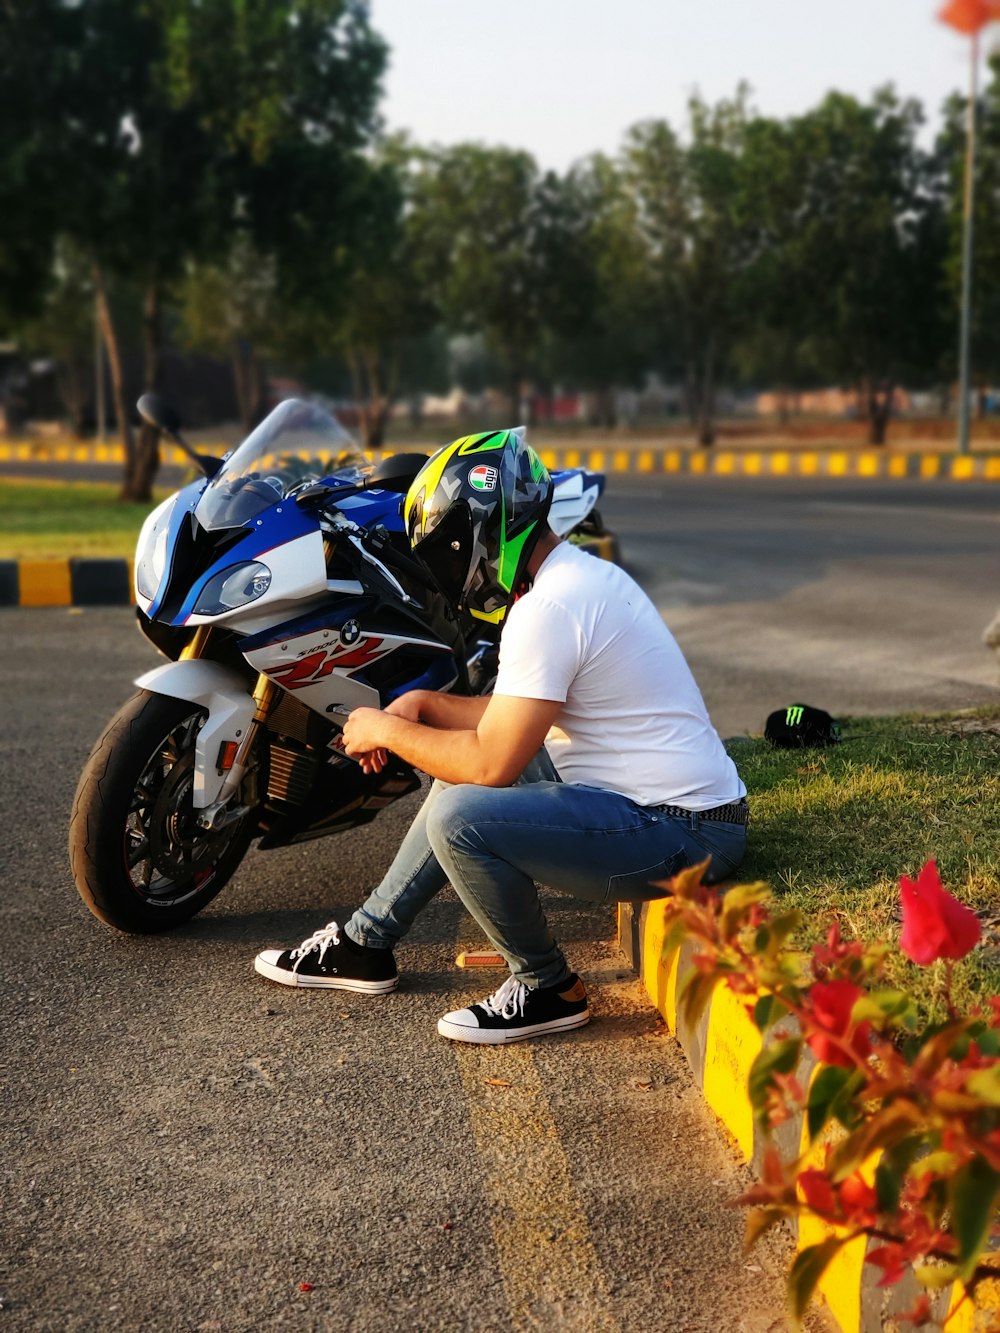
[371, 0, 988, 169]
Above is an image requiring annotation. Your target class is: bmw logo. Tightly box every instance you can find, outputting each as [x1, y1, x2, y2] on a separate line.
[340, 619, 361, 645]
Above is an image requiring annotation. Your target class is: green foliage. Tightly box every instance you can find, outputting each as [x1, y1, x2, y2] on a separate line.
[952, 1158, 1000, 1282]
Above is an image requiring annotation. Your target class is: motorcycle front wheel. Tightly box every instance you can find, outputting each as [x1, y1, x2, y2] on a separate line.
[69, 690, 258, 934]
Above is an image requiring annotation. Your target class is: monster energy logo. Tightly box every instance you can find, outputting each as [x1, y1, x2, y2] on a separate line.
[785, 706, 805, 726]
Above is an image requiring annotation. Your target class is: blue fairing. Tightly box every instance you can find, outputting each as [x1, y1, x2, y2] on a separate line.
[149, 477, 406, 627]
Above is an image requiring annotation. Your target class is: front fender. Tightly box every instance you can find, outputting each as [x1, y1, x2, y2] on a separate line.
[135, 660, 257, 807]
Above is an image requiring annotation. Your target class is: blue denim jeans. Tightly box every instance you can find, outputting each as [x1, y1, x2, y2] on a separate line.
[347, 755, 747, 989]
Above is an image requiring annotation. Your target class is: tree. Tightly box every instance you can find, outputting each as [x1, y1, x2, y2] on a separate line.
[757, 90, 949, 444]
[406, 144, 554, 422]
[622, 91, 757, 445]
[19, 240, 99, 438]
[179, 236, 278, 435]
[1, 0, 388, 498]
[550, 154, 653, 426]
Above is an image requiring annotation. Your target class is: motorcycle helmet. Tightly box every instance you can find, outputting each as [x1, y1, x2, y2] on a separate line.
[404, 428, 553, 624]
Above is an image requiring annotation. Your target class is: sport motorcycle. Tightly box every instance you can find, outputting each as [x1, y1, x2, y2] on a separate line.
[68, 396, 611, 933]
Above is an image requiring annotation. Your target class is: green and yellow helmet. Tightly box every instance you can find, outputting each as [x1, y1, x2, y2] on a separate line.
[404, 428, 553, 624]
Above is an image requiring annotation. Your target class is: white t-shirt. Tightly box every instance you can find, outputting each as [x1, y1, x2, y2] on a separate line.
[493, 540, 745, 809]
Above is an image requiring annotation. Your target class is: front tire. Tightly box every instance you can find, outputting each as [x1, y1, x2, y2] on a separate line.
[69, 690, 257, 933]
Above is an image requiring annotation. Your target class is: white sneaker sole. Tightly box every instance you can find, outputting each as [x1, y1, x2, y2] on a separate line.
[436, 1010, 590, 1044]
[254, 954, 398, 993]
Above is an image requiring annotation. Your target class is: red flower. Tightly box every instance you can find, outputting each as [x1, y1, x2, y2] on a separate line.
[898, 860, 981, 966]
[839, 1174, 878, 1227]
[798, 1169, 838, 1218]
[805, 979, 871, 1068]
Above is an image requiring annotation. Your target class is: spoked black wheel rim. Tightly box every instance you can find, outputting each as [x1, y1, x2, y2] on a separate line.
[124, 712, 248, 909]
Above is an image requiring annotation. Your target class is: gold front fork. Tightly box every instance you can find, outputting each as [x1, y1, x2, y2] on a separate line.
[180, 626, 212, 660]
[215, 674, 278, 804]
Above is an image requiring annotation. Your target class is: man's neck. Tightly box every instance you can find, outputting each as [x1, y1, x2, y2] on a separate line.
[525, 529, 560, 580]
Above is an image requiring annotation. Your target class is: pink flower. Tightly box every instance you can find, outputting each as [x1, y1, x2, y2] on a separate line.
[898, 860, 981, 966]
[805, 979, 871, 1069]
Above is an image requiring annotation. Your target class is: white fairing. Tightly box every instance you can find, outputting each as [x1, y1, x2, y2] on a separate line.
[185, 529, 328, 627]
[134, 660, 257, 807]
[244, 629, 456, 720]
[548, 472, 601, 537]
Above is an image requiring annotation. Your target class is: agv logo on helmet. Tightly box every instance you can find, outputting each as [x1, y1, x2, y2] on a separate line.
[468, 465, 498, 491]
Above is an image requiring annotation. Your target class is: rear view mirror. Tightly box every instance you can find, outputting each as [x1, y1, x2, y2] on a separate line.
[368, 453, 429, 494]
[137, 393, 182, 436]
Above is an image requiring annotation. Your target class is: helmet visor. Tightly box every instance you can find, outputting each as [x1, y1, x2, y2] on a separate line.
[411, 501, 474, 606]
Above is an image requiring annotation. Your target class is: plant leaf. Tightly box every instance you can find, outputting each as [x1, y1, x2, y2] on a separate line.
[806, 1065, 853, 1141]
[965, 1065, 1000, 1107]
[913, 1262, 960, 1290]
[748, 1038, 802, 1118]
[788, 1236, 849, 1321]
[753, 993, 779, 1032]
[950, 1156, 1000, 1283]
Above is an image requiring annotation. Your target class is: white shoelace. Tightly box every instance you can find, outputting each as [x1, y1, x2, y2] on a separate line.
[290, 920, 342, 972]
[481, 975, 528, 1019]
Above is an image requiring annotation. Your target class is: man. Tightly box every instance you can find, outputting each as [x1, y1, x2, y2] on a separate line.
[255, 429, 747, 1044]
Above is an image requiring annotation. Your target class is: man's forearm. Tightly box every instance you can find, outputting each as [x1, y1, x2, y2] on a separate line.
[410, 690, 491, 731]
[374, 714, 500, 786]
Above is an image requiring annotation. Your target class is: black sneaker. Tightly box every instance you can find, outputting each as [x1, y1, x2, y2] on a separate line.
[254, 920, 398, 993]
[438, 973, 589, 1044]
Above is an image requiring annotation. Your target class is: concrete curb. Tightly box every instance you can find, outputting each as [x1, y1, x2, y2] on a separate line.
[0, 538, 617, 607]
[617, 900, 994, 1333]
[3, 440, 1000, 481]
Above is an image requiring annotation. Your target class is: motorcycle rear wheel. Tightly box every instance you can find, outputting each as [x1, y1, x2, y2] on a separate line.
[69, 690, 257, 934]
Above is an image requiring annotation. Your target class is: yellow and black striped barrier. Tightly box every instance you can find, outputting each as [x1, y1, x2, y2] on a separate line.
[0, 558, 133, 607]
[618, 899, 996, 1332]
[3, 439, 1000, 481]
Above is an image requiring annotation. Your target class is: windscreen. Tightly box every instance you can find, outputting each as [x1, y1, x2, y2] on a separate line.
[195, 399, 369, 531]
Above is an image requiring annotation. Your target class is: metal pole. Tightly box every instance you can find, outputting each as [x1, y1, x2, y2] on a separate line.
[957, 30, 979, 456]
[94, 291, 107, 444]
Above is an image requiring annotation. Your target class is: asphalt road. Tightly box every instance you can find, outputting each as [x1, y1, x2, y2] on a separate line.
[601, 474, 1000, 737]
[3, 470, 995, 1332]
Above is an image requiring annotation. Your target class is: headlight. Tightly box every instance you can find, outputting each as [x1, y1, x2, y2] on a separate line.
[193, 562, 272, 616]
[135, 494, 179, 602]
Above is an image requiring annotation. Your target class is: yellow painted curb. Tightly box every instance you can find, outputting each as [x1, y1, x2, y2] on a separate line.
[19, 560, 72, 606]
[617, 903, 986, 1332]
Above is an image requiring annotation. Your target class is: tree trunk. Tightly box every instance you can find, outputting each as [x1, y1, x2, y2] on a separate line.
[596, 386, 617, 430]
[93, 264, 135, 487]
[232, 338, 263, 436]
[696, 339, 716, 447]
[349, 345, 391, 450]
[123, 276, 163, 502]
[56, 359, 89, 438]
[865, 379, 894, 446]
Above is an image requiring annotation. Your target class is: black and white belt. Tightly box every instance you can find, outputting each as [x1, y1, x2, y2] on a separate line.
[655, 797, 749, 825]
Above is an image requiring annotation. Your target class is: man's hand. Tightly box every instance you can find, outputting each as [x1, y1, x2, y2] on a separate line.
[341, 707, 390, 775]
[338, 692, 561, 787]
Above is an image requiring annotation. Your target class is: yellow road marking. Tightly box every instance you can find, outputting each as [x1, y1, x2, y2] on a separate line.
[454, 1043, 620, 1332]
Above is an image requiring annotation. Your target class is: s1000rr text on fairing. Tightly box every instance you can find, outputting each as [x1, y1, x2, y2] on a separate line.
[68, 397, 611, 933]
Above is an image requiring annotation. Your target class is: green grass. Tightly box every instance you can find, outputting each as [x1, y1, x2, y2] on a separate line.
[732, 708, 1000, 1019]
[0, 478, 169, 558]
